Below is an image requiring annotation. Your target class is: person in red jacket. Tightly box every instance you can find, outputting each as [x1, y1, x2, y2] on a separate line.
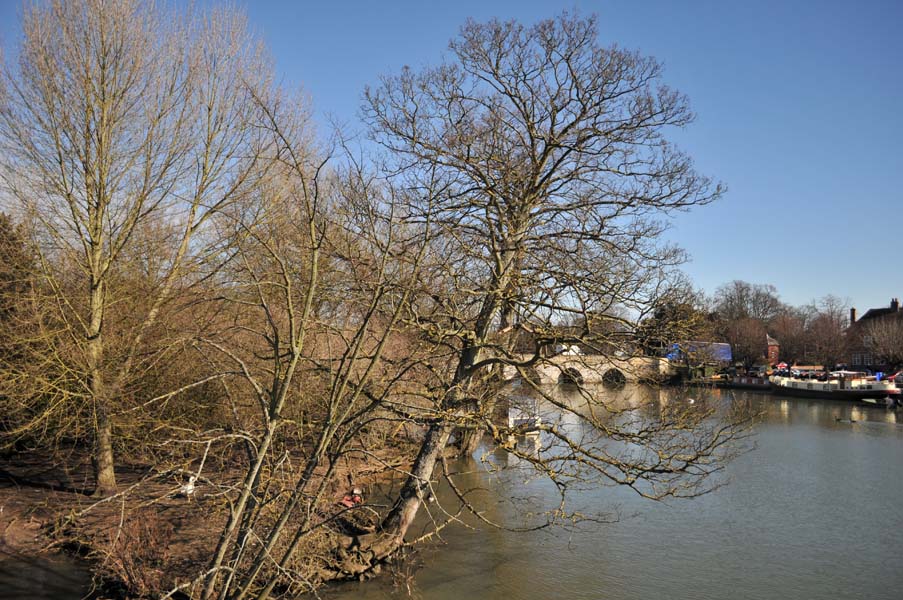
[339, 487, 363, 508]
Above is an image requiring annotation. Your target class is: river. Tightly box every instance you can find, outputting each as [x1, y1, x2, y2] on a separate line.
[326, 386, 903, 600]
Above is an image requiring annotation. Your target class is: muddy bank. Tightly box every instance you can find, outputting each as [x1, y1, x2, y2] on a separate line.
[0, 550, 93, 600]
[0, 447, 412, 599]
[0, 461, 95, 598]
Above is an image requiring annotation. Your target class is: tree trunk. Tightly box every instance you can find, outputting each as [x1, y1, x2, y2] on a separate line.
[380, 421, 452, 540]
[245, 423, 455, 593]
[93, 408, 116, 496]
[452, 343, 485, 457]
[362, 422, 453, 560]
[455, 246, 523, 456]
[88, 277, 116, 495]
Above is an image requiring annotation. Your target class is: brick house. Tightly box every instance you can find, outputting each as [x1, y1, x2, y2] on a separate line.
[766, 334, 780, 365]
[847, 297, 902, 370]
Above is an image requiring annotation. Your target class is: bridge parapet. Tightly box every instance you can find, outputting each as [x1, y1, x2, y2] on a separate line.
[501, 354, 671, 384]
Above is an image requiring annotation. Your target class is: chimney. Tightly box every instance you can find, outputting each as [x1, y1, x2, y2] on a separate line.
[892, 298, 900, 312]
[850, 307, 857, 323]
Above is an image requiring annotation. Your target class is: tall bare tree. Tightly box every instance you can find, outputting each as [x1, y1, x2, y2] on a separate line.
[724, 317, 768, 367]
[187, 108, 440, 598]
[0, 0, 273, 494]
[1, 8, 756, 597]
[356, 11, 750, 569]
[713, 281, 786, 365]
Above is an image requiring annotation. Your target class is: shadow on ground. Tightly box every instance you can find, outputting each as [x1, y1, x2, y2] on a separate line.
[0, 547, 92, 599]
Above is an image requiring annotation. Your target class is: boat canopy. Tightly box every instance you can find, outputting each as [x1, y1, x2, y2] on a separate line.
[830, 370, 867, 377]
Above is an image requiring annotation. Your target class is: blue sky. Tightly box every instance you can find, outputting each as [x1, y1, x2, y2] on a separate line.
[1, 0, 900, 312]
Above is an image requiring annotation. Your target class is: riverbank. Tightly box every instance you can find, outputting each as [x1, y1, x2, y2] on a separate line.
[0, 451, 224, 598]
[0, 455, 95, 597]
[0, 445, 413, 599]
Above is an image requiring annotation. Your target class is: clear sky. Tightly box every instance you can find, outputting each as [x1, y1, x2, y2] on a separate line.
[1, 0, 900, 312]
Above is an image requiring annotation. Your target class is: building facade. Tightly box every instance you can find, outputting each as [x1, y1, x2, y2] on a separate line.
[847, 298, 902, 371]
[766, 334, 780, 365]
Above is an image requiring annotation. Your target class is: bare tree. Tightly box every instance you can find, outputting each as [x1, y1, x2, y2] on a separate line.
[0, 0, 273, 494]
[186, 109, 441, 598]
[806, 295, 849, 368]
[635, 283, 715, 356]
[0, 213, 31, 331]
[864, 316, 903, 371]
[713, 281, 788, 366]
[172, 14, 754, 598]
[714, 280, 783, 323]
[356, 11, 751, 572]
[724, 317, 767, 367]
[1, 8, 756, 597]
[769, 305, 811, 364]
[0, 214, 37, 434]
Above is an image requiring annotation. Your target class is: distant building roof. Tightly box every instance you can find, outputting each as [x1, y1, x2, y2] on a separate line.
[857, 298, 901, 322]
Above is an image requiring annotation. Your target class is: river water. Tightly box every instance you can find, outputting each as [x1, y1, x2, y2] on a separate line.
[327, 386, 903, 600]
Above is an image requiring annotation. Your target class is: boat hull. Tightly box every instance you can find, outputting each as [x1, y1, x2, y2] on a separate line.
[769, 377, 901, 402]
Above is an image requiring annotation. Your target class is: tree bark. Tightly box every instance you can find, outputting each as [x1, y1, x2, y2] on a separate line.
[93, 408, 116, 496]
[380, 421, 452, 540]
[87, 277, 116, 495]
[341, 421, 454, 573]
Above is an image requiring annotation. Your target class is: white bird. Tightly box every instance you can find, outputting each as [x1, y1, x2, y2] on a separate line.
[688, 398, 696, 405]
[177, 476, 197, 500]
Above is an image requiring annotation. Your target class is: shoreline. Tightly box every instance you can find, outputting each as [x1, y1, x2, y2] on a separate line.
[0, 445, 416, 599]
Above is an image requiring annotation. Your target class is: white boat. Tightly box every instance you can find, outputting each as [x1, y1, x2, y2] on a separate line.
[769, 373, 901, 404]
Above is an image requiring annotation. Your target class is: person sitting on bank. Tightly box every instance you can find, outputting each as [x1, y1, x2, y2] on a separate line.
[340, 487, 363, 508]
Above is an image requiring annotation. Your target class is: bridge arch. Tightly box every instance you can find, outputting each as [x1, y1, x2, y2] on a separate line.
[602, 368, 626, 387]
[558, 367, 584, 385]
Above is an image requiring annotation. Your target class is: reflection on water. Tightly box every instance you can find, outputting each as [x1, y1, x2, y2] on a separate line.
[327, 388, 903, 600]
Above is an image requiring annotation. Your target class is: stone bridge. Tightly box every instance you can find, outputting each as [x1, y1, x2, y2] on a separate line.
[501, 354, 672, 385]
